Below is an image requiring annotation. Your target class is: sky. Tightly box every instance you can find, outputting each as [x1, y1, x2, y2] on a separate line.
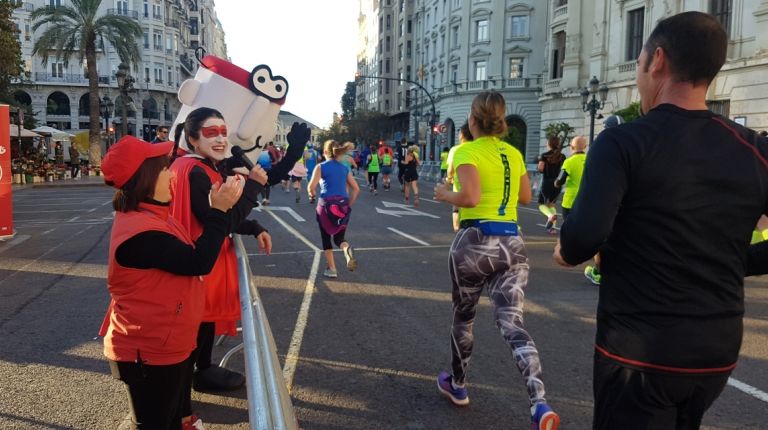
[215, 0, 360, 129]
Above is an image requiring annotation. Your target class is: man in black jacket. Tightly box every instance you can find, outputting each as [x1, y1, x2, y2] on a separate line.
[554, 11, 768, 429]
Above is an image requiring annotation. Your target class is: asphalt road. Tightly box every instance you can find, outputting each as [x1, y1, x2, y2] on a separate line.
[0, 176, 766, 430]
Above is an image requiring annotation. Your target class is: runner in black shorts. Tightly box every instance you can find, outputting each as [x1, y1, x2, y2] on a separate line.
[537, 136, 565, 234]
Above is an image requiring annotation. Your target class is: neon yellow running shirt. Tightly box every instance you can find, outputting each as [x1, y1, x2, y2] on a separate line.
[561, 152, 586, 209]
[453, 136, 526, 222]
[440, 151, 449, 170]
[368, 153, 380, 173]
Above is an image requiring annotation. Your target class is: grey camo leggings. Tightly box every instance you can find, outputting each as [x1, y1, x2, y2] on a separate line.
[448, 227, 547, 405]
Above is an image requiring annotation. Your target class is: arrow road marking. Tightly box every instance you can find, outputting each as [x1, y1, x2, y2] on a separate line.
[253, 205, 305, 222]
[375, 200, 440, 219]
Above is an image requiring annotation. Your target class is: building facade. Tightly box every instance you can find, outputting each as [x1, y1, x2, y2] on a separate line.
[10, 0, 227, 141]
[356, 0, 547, 162]
[540, 0, 768, 143]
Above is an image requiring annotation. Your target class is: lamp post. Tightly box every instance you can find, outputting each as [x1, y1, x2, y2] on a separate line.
[142, 77, 154, 140]
[354, 72, 438, 159]
[99, 95, 114, 149]
[115, 63, 135, 138]
[581, 76, 609, 145]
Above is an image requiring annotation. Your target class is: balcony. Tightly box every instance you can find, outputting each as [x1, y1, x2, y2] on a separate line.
[617, 60, 637, 74]
[34, 72, 111, 85]
[15, 2, 34, 12]
[107, 8, 139, 20]
[165, 19, 180, 29]
[552, 4, 568, 25]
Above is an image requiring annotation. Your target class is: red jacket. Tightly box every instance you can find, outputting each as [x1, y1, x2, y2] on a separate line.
[101, 203, 204, 365]
[170, 156, 240, 335]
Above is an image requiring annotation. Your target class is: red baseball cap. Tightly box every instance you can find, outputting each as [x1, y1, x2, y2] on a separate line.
[102, 136, 173, 188]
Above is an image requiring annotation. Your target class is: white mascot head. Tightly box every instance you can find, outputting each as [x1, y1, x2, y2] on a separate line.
[171, 53, 288, 166]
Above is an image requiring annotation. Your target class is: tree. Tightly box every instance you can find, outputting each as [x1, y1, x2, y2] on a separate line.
[544, 122, 575, 147]
[613, 101, 641, 123]
[503, 127, 525, 157]
[32, 0, 142, 167]
[341, 81, 356, 120]
[0, 1, 25, 103]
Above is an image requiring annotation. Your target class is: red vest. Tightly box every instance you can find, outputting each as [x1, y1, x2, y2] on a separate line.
[100, 203, 204, 365]
[170, 156, 240, 335]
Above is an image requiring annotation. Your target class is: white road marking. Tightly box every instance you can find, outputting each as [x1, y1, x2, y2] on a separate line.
[728, 377, 768, 403]
[262, 210, 318, 251]
[376, 200, 440, 218]
[283, 250, 321, 393]
[387, 227, 431, 246]
[254, 205, 305, 222]
[0, 234, 30, 253]
[41, 228, 55, 235]
[536, 223, 560, 231]
[68, 216, 81, 222]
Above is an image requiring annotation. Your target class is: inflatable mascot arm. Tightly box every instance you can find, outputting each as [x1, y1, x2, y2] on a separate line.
[171, 54, 309, 183]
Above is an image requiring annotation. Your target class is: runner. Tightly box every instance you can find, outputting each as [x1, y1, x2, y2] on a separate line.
[433, 91, 559, 430]
[439, 147, 449, 180]
[445, 123, 473, 232]
[288, 156, 308, 203]
[396, 137, 408, 192]
[307, 140, 361, 278]
[367, 147, 380, 195]
[537, 136, 565, 234]
[380, 144, 395, 190]
[403, 145, 421, 206]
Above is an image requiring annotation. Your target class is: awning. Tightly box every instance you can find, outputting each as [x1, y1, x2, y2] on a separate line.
[9, 127, 41, 138]
[32, 125, 75, 141]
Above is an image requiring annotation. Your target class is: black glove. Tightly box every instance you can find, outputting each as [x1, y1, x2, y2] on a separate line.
[222, 155, 248, 175]
[267, 122, 310, 186]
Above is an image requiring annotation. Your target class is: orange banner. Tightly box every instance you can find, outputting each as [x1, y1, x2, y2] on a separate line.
[0, 105, 14, 239]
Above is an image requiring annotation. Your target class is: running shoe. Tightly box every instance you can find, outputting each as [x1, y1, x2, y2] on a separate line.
[531, 402, 560, 430]
[344, 247, 357, 272]
[584, 265, 601, 286]
[323, 268, 338, 278]
[544, 214, 558, 230]
[261, 198, 269, 206]
[309, 196, 316, 204]
[436, 371, 469, 406]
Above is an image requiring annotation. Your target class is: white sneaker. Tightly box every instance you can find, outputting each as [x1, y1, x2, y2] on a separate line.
[323, 268, 338, 278]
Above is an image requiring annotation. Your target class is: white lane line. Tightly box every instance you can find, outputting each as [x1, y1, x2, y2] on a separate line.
[387, 227, 431, 246]
[419, 197, 439, 203]
[728, 377, 768, 403]
[247, 244, 453, 257]
[263, 210, 319, 252]
[282, 250, 321, 393]
[536, 223, 560, 231]
[41, 228, 55, 235]
[68, 216, 81, 222]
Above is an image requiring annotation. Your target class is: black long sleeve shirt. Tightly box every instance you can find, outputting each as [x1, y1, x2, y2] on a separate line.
[559, 104, 768, 371]
[116, 206, 228, 275]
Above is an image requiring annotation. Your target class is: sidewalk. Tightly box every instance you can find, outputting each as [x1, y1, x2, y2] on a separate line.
[11, 174, 107, 191]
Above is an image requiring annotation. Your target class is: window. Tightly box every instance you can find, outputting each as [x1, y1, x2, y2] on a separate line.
[143, 0, 148, 17]
[555, 0, 568, 6]
[386, 36, 391, 52]
[153, 32, 162, 50]
[152, 4, 161, 18]
[710, 0, 731, 37]
[475, 19, 489, 42]
[407, 20, 412, 33]
[154, 65, 163, 83]
[406, 65, 411, 80]
[117, 0, 128, 14]
[386, 14, 391, 30]
[51, 62, 64, 78]
[406, 40, 412, 58]
[143, 32, 149, 49]
[474, 60, 487, 80]
[451, 64, 458, 83]
[190, 18, 198, 35]
[509, 58, 524, 79]
[385, 80, 390, 94]
[400, 19, 404, 37]
[432, 39, 437, 60]
[166, 34, 172, 51]
[399, 43, 403, 61]
[626, 8, 644, 61]
[144, 67, 150, 81]
[379, 17, 383, 33]
[167, 66, 173, 86]
[385, 58, 391, 73]
[452, 25, 459, 48]
[510, 16, 529, 38]
[49, 0, 61, 6]
[452, 0, 461, 8]
[551, 31, 566, 79]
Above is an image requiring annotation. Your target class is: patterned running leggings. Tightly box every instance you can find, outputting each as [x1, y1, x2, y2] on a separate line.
[448, 227, 547, 405]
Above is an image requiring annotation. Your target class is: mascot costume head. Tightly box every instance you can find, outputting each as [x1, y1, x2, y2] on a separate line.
[171, 50, 310, 181]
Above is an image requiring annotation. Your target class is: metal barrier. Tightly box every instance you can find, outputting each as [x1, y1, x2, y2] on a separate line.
[222, 235, 299, 430]
[417, 161, 442, 182]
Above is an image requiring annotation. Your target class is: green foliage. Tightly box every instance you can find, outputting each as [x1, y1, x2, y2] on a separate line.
[31, 0, 143, 166]
[544, 122, 575, 147]
[0, 1, 25, 102]
[341, 82, 356, 120]
[613, 102, 641, 123]
[316, 109, 392, 147]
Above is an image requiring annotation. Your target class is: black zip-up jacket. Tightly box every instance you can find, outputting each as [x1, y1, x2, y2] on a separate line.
[560, 104, 768, 372]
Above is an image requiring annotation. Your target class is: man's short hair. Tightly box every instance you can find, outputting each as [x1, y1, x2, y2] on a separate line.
[157, 127, 169, 133]
[643, 11, 727, 87]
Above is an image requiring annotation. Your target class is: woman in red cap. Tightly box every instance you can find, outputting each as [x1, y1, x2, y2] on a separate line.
[100, 135, 263, 429]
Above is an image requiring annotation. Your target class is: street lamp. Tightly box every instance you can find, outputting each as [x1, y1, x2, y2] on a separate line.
[355, 72, 438, 159]
[99, 95, 114, 149]
[581, 76, 609, 145]
[115, 62, 135, 138]
[142, 77, 155, 140]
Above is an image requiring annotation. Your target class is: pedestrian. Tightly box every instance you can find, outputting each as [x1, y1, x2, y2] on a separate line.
[68, 144, 80, 179]
[307, 140, 360, 278]
[360, 144, 371, 175]
[288, 156, 308, 203]
[367, 146, 380, 195]
[433, 91, 560, 430]
[168, 108, 271, 419]
[554, 136, 587, 222]
[537, 136, 565, 234]
[152, 126, 170, 143]
[257, 148, 273, 205]
[341, 143, 358, 173]
[403, 145, 420, 206]
[445, 123, 474, 232]
[396, 137, 408, 192]
[99, 135, 249, 430]
[554, 12, 768, 429]
[439, 147, 449, 180]
[379, 144, 394, 191]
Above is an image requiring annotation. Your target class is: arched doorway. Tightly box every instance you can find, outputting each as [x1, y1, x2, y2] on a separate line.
[505, 115, 527, 159]
[78, 93, 90, 117]
[46, 91, 70, 116]
[444, 118, 456, 148]
[13, 90, 31, 106]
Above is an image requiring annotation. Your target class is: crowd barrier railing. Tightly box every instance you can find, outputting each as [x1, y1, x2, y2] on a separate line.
[223, 235, 298, 430]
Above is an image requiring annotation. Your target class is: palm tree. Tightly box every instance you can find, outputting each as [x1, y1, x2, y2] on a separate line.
[31, 0, 142, 168]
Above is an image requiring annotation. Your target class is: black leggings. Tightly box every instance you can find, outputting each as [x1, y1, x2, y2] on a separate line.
[319, 226, 346, 250]
[110, 354, 194, 430]
[368, 172, 379, 189]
